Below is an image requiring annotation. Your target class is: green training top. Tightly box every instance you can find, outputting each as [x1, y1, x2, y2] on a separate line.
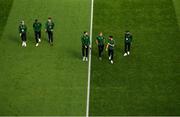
[45, 21, 54, 31]
[33, 22, 42, 32]
[96, 36, 105, 46]
[19, 24, 27, 34]
[81, 35, 90, 46]
[125, 34, 132, 43]
[108, 39, 115, 50]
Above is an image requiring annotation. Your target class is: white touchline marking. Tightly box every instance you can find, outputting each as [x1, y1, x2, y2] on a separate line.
[86, 0, 94, 116]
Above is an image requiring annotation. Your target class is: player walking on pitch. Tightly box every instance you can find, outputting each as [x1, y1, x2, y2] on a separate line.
[124, 31, 133, 56]
[96, 32, 105, 60]
[33, 19, 42, 47]
[106, 36, 115, 64]
[81, 31, 90, 61]
[19, 20, 27, 47]
[45, 17, 55, 45]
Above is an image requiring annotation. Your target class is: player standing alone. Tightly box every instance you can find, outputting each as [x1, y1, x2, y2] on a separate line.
[106, 36, 115, 64]
[19, 20, 27, 47]
[124, 31, 133, 56]
[45, 17, 55, 45]
[33, 19, 42, 47]
[96, 32, 105, 60]
[81, 31, 90, 61]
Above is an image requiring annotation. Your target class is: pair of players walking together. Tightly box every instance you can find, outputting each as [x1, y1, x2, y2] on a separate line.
[19, 17, 54, 47]
[81, 31, 133, 64]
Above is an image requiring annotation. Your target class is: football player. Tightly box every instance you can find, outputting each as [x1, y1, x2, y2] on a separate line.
[81, 31, 90, 61]
[106, 36, 115, 64]
[19, 20, 27, 47]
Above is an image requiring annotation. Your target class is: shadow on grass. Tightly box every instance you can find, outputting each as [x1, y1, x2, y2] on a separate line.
[68, 48, 82, 61]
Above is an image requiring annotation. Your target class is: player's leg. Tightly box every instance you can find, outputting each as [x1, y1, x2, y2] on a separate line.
[127, 43, 131, 55]
[124, 43, 128, 56]
[85, 46, 89, 61]
[100, 45, 104, 60]
[108, 49, 111, 60]
[82, 46, 85, 61]
[51, 32, 53, 44]
[35, 32, 39, 46]
[98, 45, 101, 60]
[38, 31, 41, 42]
[102, 45, 104, 53]
[110, 49, 114, 64]
[20, 34, 24, 47]
[48, 31, 51, 43]
[23, 33, 27, 47]
[35, 32, 39, 43]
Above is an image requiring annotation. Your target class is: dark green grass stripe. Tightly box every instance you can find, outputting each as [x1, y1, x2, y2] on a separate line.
[90, 0, 180, 115]
[0, 0, 13, 38]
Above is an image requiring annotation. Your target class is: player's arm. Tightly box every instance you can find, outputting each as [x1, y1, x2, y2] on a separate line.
[106, 43, 109, 51]
[96, 38, 98, 45]
[51, 22, 55, 31]
[103, 37, 105, 44]
[40, 23, 42, 30]
[86, 36, 90, 48]
[53, 22, 55, 28]
[109, 44, 114, 47]
[45, 22, 48, 32]
[81, 36, 84, 46]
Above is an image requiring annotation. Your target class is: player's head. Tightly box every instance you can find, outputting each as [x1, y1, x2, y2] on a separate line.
[126, 30, 130, 34]
[109, 36, 113, 40]
[35, 19, 38, 22]
[99, 32, 103, 36]
[48, 17, 52, 22]
[21, 20, 25, 25]
[84, 31, 88, 35]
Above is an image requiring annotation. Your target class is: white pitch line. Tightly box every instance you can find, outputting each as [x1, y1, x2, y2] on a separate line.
[86, 0, 94, 116]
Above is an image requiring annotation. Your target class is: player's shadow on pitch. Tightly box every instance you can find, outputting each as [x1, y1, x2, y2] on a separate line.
[8, 35, 20, 44]
[68, 49, 82, 60]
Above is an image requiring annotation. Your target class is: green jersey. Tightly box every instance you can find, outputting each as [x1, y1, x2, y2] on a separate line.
[33, 22, 42, 32]
[45, 21, 54, 31]
[19, 24, 27, 34]
[125, 34, 132, 43]
[96, 36, 105, 46]
[81, 35, 90, 46]
[108, 39, 115, 50]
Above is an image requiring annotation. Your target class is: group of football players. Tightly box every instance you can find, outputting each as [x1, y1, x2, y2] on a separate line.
[19, 17, 54, 47]
[19, 18, 132, 64]
[81, 31, 133, 64]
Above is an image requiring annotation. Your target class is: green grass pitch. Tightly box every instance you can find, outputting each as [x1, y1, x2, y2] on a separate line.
[90, 0, 180, 116]
[0, 0, 180, 116]
[0, 0, 90, 115]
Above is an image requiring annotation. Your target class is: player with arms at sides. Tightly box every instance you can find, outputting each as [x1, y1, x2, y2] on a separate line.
[96, 32, 105, 60]
[45, 17, 55, 46]
[124, 31, 133, 56]
[81, 31, 90, 62]
[19, 20, 27, 47]
[106, 36, 115, 64]
[33, 19, 42, 47]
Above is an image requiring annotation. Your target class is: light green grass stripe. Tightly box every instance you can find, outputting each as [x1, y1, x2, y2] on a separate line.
[173, 0, 180, 27]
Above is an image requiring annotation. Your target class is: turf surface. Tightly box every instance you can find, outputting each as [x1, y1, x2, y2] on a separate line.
[0, 0, 13, 38]
[90, 0, 180, 115]
[0, 0, 90, 115]
[173, 0, 180, 26]
[0, 0, 180, 116]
